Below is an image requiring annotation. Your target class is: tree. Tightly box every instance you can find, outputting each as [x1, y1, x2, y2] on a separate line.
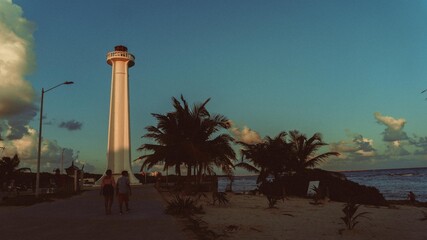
[237, 130, 339, 182]
[0, 154, 20, 175]
[137, 95, 236, 183]
[0, 154, 20, 184]
[288, 130, 339, 173]
[238, 132, 291, 183]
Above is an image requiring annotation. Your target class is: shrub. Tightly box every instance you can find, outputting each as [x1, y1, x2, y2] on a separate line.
[310, 185, 322, 205]
[259, 181, 284, 208]
[165, 194, 204, 217]
[341, 201, 370, 230]
[212, 192, 229, 206]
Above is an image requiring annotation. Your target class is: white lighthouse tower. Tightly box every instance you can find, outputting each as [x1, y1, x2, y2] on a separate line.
[102, 45, 139, 184]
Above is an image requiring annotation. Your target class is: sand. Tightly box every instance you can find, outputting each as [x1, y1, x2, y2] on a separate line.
[181, 193, 427, 240]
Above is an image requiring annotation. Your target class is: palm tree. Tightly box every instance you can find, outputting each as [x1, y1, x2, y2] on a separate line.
[138, 112, 186, 176]
[288, 130, 339, 173]
[238, 130, 339, 181]
[137, 95, 236, 183]
[238, 132, 291, 183]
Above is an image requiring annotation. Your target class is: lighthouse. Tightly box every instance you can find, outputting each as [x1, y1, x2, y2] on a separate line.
[101, 45, 139, 184]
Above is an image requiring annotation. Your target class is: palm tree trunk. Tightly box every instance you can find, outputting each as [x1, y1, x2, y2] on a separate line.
[175, 164, 181, 176]
[187, 164, 192, 183]
[197, 164, 202, 184]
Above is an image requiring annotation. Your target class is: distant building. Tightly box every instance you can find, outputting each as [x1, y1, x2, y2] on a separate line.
[65, 162, 82, 176]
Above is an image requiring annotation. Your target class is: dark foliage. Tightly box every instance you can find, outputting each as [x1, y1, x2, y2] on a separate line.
[259, 180, 285, 208]
[138, 95, 235, 183]
[341, 201, 370, 230]
[239, 132, 290, 183]
[212, 192, 229, 206]
[310, 185, 322, 205]
[0, 154, 20, 186]
[237, 130, 339, 192]
[165, 194, 204, 217]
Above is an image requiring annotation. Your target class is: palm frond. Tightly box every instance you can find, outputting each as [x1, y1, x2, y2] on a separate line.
[234, 162, 259, 173]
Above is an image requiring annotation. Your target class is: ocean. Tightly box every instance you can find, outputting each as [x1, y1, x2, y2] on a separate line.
[218, 167, 427, 202]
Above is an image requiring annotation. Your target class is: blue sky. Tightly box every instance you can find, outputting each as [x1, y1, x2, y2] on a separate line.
[1, 0, 427, 174]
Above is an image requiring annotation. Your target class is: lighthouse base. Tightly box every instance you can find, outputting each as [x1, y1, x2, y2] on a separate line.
[95, 171, 141, 185]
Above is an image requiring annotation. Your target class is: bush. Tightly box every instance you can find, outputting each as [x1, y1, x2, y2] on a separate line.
[341, 201, 370, 230]
[165, 194, 204, 217]
[259, 180, 285, 208]
[212, 192, 229, 206]
[310, 186, 322, 205]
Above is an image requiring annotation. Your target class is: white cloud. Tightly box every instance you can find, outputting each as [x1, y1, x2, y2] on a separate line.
[384, 142, 410, 157]
[0, 0, 36, 117]
[374, 112, 409, 142]
[355, 149, 376, 157]
[74, 159, 96, 173]
[329, 141, 357, 159]
[374, 112, 406, 131]
[228, 120, 262, 144]
[0, 1, 82, 172]
[329, 134, 376, 160]
[0, 125, 80, 171]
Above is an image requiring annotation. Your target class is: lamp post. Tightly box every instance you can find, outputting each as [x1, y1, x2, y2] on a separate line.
[61, 148, 65, 174]
[35, 81, 74, 197]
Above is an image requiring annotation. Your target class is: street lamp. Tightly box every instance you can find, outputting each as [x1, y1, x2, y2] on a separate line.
[61, 148, 65, 174]
[35, 81, 74, 197]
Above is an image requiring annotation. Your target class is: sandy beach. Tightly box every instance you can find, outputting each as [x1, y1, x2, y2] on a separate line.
[178, 193, 427, 240]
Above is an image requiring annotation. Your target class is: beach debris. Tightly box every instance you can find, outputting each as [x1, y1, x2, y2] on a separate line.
[341, 201, 371, 230]
[212, 192, 229, 206]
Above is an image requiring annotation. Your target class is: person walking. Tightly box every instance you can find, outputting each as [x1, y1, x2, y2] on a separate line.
[116, 170, 132, 214]
[101, 169, 116, 215]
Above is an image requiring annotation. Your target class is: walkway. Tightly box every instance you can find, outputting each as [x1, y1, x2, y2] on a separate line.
[0, 184, 190, 240]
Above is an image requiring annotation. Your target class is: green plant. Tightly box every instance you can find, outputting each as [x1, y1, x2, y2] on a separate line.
[310, 186, 322, 205]
[212, 192, 229, 206]
[341, 201, 370, 230]
[259, 180, 284, 208]
[165, 194, 204, 217]
[137, 95, 236, 183]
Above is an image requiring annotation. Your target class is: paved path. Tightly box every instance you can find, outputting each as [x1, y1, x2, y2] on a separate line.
[0, 184, 191, 240]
